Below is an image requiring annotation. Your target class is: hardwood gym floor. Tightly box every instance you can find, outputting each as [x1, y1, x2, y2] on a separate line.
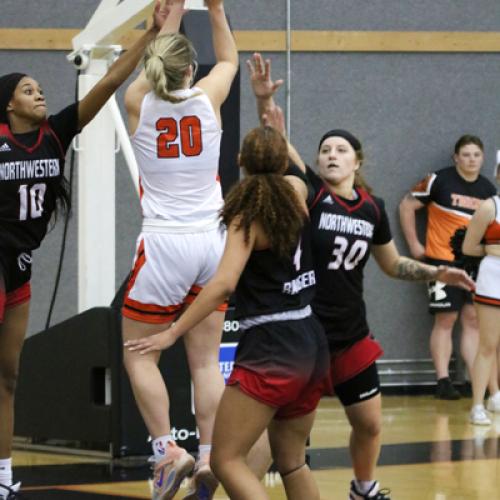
[12, 395, 500, 499]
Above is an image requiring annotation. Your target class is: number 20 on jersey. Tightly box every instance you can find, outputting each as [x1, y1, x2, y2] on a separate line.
[156, 116, 203, 158]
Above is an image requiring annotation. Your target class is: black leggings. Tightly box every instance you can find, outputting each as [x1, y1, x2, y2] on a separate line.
[334, 362, 381, 407]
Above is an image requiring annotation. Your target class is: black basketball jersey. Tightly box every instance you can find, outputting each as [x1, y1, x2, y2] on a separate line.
[0, 103, 79, 251]
[306, 167, 392, 347]
[234, 220, 316, 321]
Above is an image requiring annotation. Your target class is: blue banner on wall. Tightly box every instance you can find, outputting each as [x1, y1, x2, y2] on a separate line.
[219, 342, 238, 383]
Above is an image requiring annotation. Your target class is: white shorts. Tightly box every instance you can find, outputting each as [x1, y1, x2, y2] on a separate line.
[122, 224, 227, 323]
[474, 255, 500, 307]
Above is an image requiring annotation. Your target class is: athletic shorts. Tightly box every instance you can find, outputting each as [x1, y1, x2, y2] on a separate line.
[474, 255, 500, 307]
[426, 259, 472, 314]
[329, 335, 383, 386]
[122, 226, 228, 324]
[227, 315, 330, 420]
[0, 249, 32, 323]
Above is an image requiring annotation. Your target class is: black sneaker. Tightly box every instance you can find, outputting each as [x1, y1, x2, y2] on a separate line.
[349, 480, 391, 499]
[435, 377, 461, 400]
[460, 381, 472, 397]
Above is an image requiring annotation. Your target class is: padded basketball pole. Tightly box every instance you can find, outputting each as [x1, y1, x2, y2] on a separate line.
[69, 0, 155, 312]
[108, 96, 140, 196]
[75, 55, 117, 312]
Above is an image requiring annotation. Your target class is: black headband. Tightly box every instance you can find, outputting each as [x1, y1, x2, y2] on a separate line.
[0, 72, 27, 123]
[318, 129, 362, 152]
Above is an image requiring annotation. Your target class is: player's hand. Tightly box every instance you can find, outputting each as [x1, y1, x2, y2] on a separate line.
[124, 327, 180, 354]
[246, 53, 284, 100]
[262, 104, 286, 136]
[436, 266, 475, 291]
[152, 0, 187, 31]
[152, 0, 169, 30]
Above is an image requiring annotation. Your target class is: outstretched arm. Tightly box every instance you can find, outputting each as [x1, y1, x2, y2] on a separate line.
[372, 240, 475, 290]
[246, 52, 284, 123]
[196, 0, 238, 114]
[248, 56, 307, 173]
[77, 0, 174, 129]
[261, 97, 306, 174]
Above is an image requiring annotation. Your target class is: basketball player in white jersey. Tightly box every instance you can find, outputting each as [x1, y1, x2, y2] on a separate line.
[121, 1, 238, 499]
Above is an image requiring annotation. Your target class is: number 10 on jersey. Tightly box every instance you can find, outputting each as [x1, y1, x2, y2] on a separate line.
[19, 183, 46, 221]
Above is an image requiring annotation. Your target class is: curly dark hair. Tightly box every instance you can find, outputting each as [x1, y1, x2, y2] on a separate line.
[222, 127, 306, 258]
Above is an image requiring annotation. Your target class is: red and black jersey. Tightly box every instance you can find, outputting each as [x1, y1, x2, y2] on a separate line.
[0, 103, 79, 251]
[234, 220, 316, 321]
[306, 167, 392, 347]
[411, 166, 496, 261]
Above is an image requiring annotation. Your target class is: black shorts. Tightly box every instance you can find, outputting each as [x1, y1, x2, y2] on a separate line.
[0, 249, 32, 292]
[426, 258, 472, 313]
[334, 362, 381, 407]
[0, 248, 32, 323]
[228, 315, 330, 419]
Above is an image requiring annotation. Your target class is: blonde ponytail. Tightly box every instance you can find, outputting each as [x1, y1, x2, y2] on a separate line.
[144, 33, 197, 103]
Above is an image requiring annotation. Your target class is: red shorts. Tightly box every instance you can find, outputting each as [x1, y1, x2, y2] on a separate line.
[0, 282, 31, 323]
[227, 316, 330, 420]
[329, 335, 383, 387]
[228, 365, 329, 420]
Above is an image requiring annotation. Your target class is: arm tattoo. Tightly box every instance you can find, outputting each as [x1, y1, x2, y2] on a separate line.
[395, 257, 436, 281]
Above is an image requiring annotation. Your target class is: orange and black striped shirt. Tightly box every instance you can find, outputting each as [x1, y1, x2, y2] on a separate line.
[411, 166, 496, 261]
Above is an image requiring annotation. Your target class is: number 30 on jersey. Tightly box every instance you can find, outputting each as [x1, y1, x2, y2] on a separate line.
[328, 236, 368, 270]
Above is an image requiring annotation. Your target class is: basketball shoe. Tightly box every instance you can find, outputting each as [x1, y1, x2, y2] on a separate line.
[0, 482, 21, 500]
[349, 480, 391, 499]
[182, 454, 219, 500]
[435, 377, 461, 400]
[470, 405, 491, 426]
[486, 390, 500, 413]
[152, 442, 195, 500]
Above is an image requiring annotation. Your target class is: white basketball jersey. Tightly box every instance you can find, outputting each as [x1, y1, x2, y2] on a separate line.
[131, 87, 223, 226]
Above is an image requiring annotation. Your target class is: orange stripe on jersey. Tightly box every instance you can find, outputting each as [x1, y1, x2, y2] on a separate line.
[411, 173, 435, 196]
[125, 240, 146, 294]
[122, 296, 182, 324]
[122, 242, 186, 323]
[474, 294, 500, 307]
[425, 203, 471, 261]
[124, 296, 181, 314]
[139, 177, 144, 200]
[184, 285, 228, 312]
[122, 305, 179, 324]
